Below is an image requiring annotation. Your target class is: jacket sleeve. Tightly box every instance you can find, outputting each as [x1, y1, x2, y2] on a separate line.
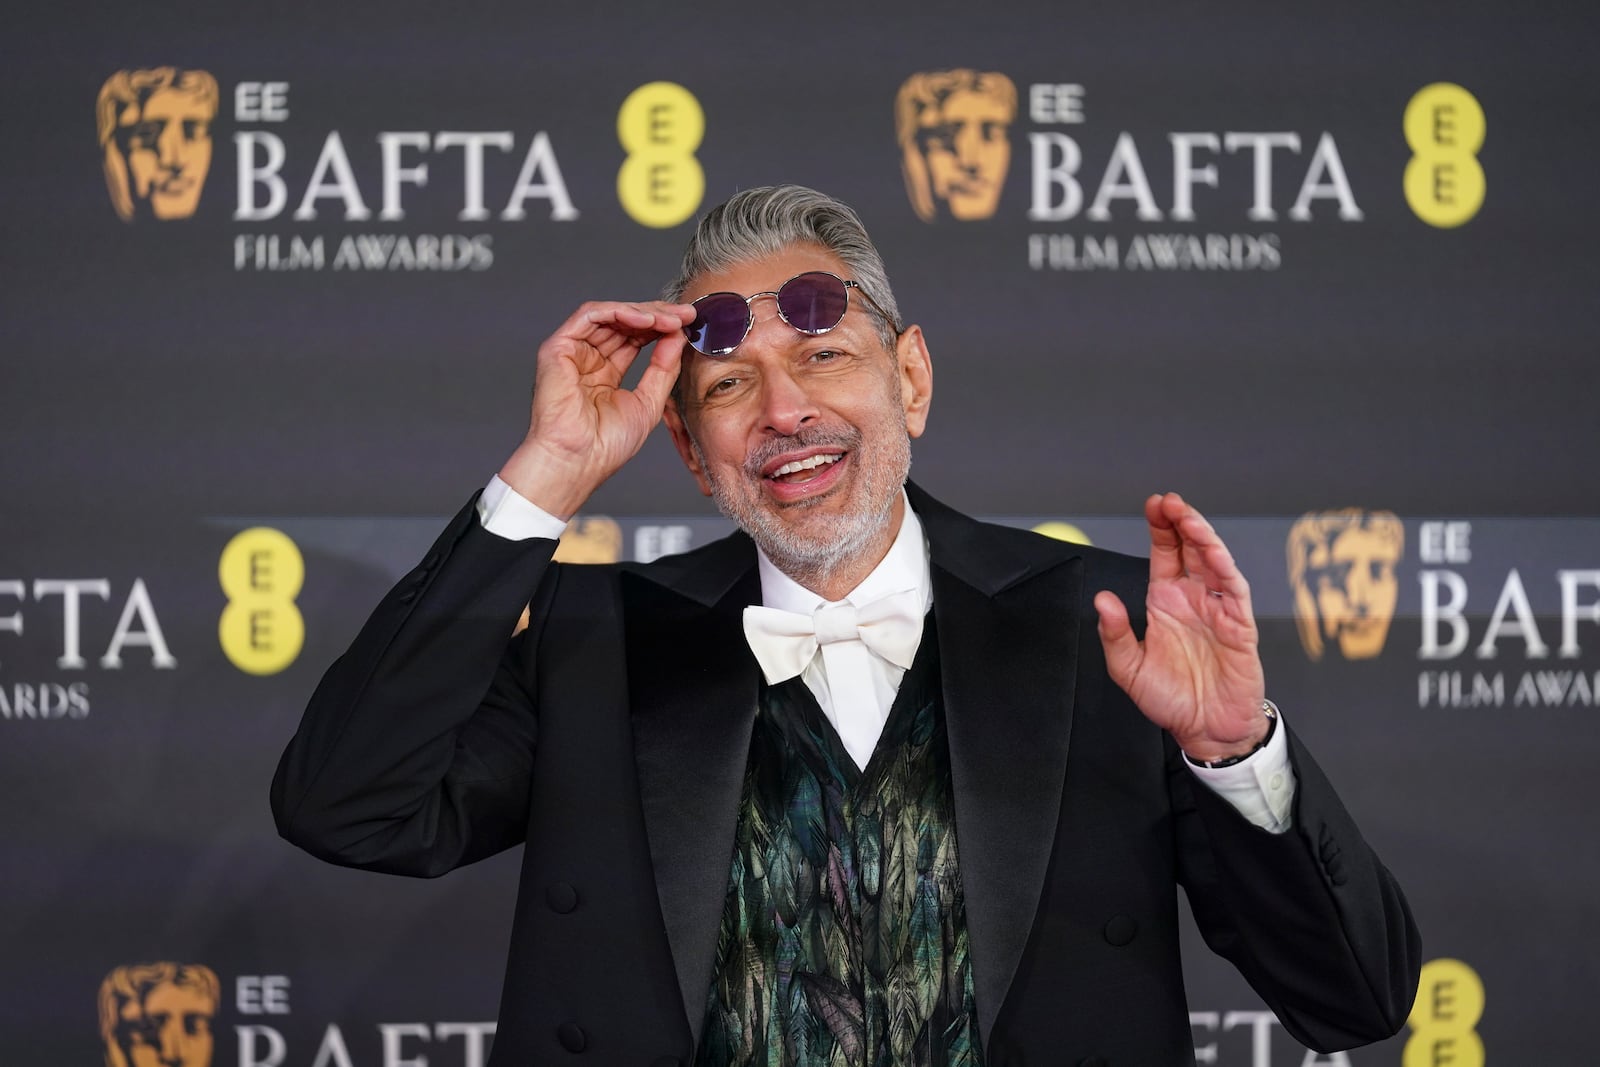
[270, 496, 560, 878]
[1171, 724, 1423, 1052]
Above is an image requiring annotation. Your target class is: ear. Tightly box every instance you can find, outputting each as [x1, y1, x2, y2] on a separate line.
[895, 325, 934, 438]
[662, 397, 713, 497]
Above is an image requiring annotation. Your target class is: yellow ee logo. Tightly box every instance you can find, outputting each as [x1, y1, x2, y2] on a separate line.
[1031, 521, 1092, 546]
[617, 81, 705, 228]
[1404, 83, 1485, 228]
[1403, 957, 1485, 1067]
[219, 527, 304, 675]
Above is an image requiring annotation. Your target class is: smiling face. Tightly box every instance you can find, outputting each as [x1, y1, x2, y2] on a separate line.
[664, 244, 932, 597]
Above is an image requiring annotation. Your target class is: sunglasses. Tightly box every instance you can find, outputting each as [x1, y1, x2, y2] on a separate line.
[684, 270, 897, 357]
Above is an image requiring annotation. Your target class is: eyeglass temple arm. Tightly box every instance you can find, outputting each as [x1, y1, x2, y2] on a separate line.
[844, 281, 902, 333]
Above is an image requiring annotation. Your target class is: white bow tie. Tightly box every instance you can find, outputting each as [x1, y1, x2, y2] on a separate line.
[742, 590, 925, 685]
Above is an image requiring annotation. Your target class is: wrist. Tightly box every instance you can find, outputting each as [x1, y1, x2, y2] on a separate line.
[498, 440, 597, 520]
[1181, 699, 1279, 768]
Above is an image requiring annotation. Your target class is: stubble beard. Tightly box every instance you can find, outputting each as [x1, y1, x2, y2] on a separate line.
[693, 419, 912, 593]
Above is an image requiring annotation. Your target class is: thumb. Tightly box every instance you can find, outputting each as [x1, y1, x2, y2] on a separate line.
[1094, 590, 1143, 690]
[634, 331, 685, 418]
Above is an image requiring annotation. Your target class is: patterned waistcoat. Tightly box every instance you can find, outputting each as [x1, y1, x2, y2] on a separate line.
[697, 618, 982, 1067]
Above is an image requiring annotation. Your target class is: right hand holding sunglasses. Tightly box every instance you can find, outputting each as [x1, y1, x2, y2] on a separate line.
[499, 300, 695, 521]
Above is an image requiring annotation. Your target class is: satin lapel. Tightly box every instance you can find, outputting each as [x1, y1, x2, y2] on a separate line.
[624, 550, 761, 1047]
[922, 495, 1084, 1049]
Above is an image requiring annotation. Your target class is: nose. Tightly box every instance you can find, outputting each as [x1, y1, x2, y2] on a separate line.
[954, 120, 983, 169]
[1346, 567, 1373, 616]
[157, 1022, 184, 1066]
[755, 362, 820, 437]
[742, 303, 819, 437]
[157, 124, 184, 169]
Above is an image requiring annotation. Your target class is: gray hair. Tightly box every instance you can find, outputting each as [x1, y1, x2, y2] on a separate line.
[663, 185, 903, 351]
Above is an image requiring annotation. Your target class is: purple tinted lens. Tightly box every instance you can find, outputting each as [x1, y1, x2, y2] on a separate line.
[777, 272, 849, 334]
[687, 294, 752, 355]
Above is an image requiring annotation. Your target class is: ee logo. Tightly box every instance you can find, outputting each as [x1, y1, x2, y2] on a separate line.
[1404, 83, 1485, 228]
[617, 81, 705, 228]
[1031, 521, 1092, 546]
[219, 528, 304, 675]
[1404, 957, 1485, 1066]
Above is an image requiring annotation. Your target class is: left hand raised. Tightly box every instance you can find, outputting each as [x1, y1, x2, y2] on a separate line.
[1094, 492, 1269, 762]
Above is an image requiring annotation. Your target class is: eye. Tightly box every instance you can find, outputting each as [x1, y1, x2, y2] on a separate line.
[706, 376, 740, 398]
[808, 349, 842, 364]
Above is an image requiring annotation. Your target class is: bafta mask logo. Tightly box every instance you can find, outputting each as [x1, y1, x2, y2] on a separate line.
[1288, 510, 1405, 661]
[896, 69, 1017, 222]
[98, 68, 219, 221]
[553, 516, 624, 564]
[99, 962, 220, 1067]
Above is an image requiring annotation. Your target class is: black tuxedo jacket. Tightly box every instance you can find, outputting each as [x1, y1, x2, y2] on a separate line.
[272, 484, 1420, 1067]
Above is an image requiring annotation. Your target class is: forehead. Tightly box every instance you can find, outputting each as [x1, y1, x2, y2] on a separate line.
[141, 982, 213, 1013]
[135, 89, 212, 121]
[679, 243, 852, 303]
[932, 90, 1008, 123]
[1329, 527, 1399, 560]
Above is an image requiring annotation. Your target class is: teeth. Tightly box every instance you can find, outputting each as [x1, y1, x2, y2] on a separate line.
[771, 453, 842, 478]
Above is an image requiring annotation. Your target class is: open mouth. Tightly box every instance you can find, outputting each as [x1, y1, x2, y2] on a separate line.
[759, 448, 848, 500]
[767, 452, 843, 483]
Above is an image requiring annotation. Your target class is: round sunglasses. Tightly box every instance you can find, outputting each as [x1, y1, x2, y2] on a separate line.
[684, 270, 898, 357]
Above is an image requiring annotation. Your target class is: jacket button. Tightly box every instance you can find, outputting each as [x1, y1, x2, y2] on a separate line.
[557, 1022, 586, 1052]
[1102, 914, 1137, 946]
[650, 1058, 683, 1067]
[547, 882, 579, 913]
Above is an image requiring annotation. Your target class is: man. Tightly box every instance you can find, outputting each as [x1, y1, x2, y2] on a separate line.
[273, 185, 1419, 1066]
[99, 962, 220, 1067]
[97, 67, 218, 222]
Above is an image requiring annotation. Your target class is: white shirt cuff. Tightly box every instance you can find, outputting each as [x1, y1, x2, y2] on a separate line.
[1185, 708, 1296, 833]
[477, 474, 570, 541]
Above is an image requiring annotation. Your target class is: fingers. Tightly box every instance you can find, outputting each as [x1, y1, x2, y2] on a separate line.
[1144, 492, 1254, 611]
[1094, 590, 1144, 690]
[1146, 493, 1184, 582]
[537, 300, 691, 369]
[558, 300, 695, 345]
[632, 330, 686, 419]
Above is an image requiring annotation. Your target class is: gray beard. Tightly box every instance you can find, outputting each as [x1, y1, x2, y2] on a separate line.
[692, 426, 911, 592]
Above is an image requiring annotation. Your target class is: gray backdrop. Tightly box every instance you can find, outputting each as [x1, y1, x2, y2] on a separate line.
[4, 1, 1596, 1063]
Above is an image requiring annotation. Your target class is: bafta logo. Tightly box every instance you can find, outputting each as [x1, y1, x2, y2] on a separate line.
[98, 68, 219, 221]
[553, 516, 624, 564]
[99, 962, 220, 1067]
[514, 516, 625, 635]
[896, 69, 1017, 221]
[1287, 510, 1404, 661]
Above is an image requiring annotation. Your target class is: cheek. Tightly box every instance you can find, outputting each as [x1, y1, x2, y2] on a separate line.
[687, 415, 748, 472]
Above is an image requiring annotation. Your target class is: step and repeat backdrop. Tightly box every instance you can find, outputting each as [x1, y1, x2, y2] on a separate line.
[4, 1, 1596, 1063]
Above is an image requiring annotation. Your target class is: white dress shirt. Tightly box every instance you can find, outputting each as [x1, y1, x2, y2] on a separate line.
[751, 496, 931, 770]
[477, 475, 1295, 831]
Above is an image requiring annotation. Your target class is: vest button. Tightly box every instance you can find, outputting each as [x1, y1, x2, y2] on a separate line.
[556, 1022, 587, 1052]
[547, 882, 579, 913]
[1102, 913, 1138, 946]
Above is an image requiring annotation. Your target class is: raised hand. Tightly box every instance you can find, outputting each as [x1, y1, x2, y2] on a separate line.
[1093, 492, 1270, 762]
[499, 300, 696, 519]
